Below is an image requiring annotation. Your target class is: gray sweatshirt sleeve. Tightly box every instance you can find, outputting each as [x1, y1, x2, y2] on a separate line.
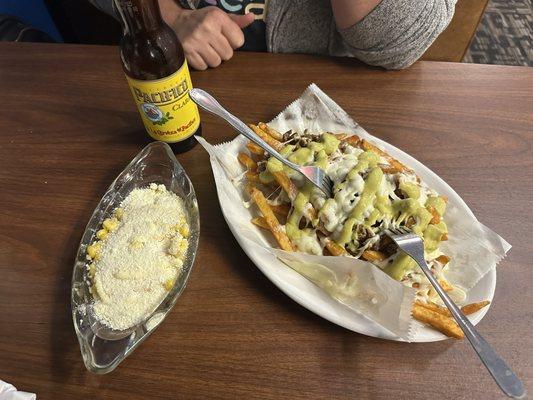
[337, 0, 457, 69]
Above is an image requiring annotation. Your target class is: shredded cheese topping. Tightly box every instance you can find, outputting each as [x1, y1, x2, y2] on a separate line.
[87, 183, 189, 330]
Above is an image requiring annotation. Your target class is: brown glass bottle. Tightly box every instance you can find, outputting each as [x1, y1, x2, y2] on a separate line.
[115, 0, 201, 153]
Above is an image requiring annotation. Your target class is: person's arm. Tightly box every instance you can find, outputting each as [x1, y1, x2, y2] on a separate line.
[88, 0, 253, 70]
[330, 0, 382, 28]
[158, 0, 254, 70]
[332, 0, 457, 70]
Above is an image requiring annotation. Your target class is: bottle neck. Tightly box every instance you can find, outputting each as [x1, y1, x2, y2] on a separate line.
[115, 0, 163, 34]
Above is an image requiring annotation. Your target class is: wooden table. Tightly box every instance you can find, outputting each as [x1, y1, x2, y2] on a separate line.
[0, 43, 531, 400]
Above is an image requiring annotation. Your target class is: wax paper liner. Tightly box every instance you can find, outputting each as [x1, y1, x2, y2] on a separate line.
[196, 83, 511, 341]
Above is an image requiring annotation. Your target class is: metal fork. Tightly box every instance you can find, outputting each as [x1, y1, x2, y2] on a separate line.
[189, 88, 333, 198]
[387, 227, 525, 399]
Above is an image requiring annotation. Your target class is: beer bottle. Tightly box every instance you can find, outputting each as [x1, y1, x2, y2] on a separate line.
[115, 0, 201, 152]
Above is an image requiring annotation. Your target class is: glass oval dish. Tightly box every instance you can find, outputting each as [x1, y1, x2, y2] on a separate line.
[71, 141, 200, 374]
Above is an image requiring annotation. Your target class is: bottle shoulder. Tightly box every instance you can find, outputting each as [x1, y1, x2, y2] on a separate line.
[120, 26, 185, 80]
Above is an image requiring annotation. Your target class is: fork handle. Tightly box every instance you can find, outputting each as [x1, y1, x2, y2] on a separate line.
[189, 88, 299, 171]
[413, 256, 525, 399]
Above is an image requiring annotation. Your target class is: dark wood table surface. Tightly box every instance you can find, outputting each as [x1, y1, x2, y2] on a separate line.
[0, 42, 531, 400]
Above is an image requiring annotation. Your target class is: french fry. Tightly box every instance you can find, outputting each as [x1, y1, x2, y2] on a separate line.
[272, 171, 298, 201]
[251, 217, 269, 230]
[412, 303, 464, 339]
[415, 301, 448, 316]
[238, 152, 257, 171]
[270, 203, 291, 218]
[415, 300, 491, 318]
[388, 159, 406, 173]
[461, 301, 491, 315]
[250, 187, 294, 251]
[334, 133, 348, 141]
[427, 205, 441, 224]
[362, 249, 387, 261]
[360, 139, 410, 172]
[246, 142, 265, 156]
[438, 279, 454, 292]
[249, 124, 283, 151]
[360, 139, 386, 156]
[380, 165, 403, 174]
[245, 171, 261, 183]
[324, 238, 348, 256]
[380, 160, 407, 175]
[258, 122, 284, 141]
[435, 254, 451, 265]
[344, 135, 360, 147]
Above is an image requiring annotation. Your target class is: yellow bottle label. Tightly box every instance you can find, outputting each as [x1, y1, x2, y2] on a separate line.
[125, 60, 200, 143]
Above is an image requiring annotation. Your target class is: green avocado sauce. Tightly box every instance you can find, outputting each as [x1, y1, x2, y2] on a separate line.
[336, 167, 383, 246]
[266, 144, 295, 174]
[399, 181, 420, 200]
[384, 252, 417, 281]
[424, 221, 447, 252]
[260, 135, 447, 279]
[322, 133, 340, 155]
[347, 150, 379, 180]
[286, 184, 313, 241]
[425, 195, 446, 216]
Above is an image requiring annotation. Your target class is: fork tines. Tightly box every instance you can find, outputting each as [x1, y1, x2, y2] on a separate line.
[387, 226, 414, 236]
[322, 175, 333, 198]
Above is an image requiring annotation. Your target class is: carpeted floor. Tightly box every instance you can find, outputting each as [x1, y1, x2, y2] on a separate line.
[463, 0, 532, 66]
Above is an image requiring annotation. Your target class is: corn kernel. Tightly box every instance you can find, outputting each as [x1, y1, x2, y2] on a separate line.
[103, 217, 119, 232]
[163, 278, 175, 291]
[96, 229, 108, 240]
[114, 208, 124, 220]
[179, 224, 189, 238]
[87, 242, 101, 259]
[87, 246, 95, 259]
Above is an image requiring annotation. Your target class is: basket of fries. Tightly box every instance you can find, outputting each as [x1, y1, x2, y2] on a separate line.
[197, 84, 510, 342]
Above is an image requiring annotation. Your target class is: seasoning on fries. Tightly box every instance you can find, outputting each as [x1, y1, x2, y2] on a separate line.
[412, 303, 464, 339]
[240, 123, 490, 338]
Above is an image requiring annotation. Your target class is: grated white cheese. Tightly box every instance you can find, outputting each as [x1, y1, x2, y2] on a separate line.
[90, 183, 189, 331]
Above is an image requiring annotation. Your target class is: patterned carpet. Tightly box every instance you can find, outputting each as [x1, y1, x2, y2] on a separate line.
[463, 0, 533, 66]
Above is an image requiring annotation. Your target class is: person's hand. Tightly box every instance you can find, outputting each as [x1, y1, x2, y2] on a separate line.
[159, 1, 254, 70]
